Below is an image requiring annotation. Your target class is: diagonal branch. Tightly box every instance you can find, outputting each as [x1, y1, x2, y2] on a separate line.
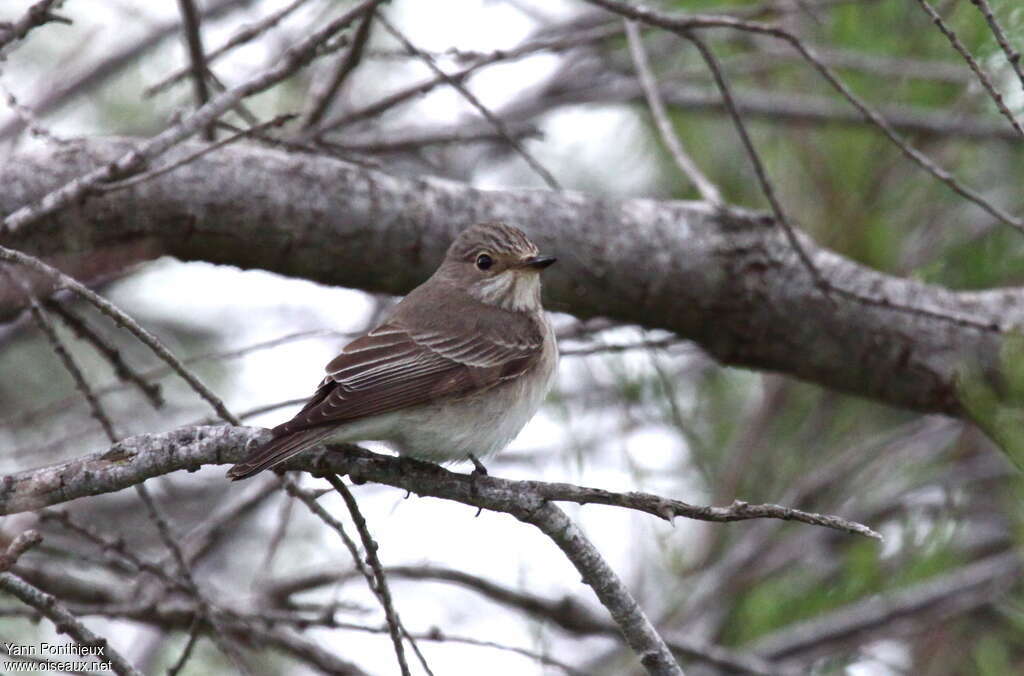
[0, 0, 68, 54]
[176, 0, 214, 140]
[375, 14, 561, 190]
[0, 573, 144, 676]
[1, 0, 385, 235]
[327, 475, 413, 676]
[624, 20, 721, 205]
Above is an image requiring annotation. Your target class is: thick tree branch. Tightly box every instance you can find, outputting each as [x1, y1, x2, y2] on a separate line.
[0, 139, 1017, 416]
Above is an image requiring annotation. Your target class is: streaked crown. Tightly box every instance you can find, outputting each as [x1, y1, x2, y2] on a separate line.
[446, 222, 539, 262]
[440, 222, 553, 313]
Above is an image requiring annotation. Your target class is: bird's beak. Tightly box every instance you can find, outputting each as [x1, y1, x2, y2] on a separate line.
[521, 255, 557, 270]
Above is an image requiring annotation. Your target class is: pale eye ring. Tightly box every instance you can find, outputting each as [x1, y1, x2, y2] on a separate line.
[475, 253, 493, 270]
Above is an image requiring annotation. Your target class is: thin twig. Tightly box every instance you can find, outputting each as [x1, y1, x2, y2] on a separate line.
[42, 298, 164, 409]
[2, 267, 120, 442]
[99, 113, 297, 193]
[624, 20, 721, 205]
[0, 573, 144, 676]
[0, 246, 240, 425]
[1, 328, 346, 432]
[0, 426, 883, 540]
[326, 475, 412, 676]
[519, 501, 684, 675]
[302, 9, 376, 129]
[166, 612, 203, 676]
[146, 0, 318, 97]
[176, 0, 214, 140]
[40, 509, 191, 592]
[582, 0, 1024, 234]
[0, 0, 252, 141]
[283, 477, 422, 676]
[913, 0, 1023, 138]
[683, 31, 831, 295]
[970, 0, 1024, 94]
[0, 530, 42, 572]
[135, 483, 252, 674]
[317, 22, 621, 134]
[0, 0, 68, 54]
[1, 0, 385, 234]
[375, 13, 560, 190]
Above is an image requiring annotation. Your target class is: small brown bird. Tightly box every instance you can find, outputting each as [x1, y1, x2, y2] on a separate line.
[227, 222, 558, 480]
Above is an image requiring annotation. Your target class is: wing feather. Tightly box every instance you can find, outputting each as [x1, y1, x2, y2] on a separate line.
[276, 318, 540, 437]
[227, 311, 544, 480]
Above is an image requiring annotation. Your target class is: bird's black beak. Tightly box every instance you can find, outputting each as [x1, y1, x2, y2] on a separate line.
[522, 255, 557, 270]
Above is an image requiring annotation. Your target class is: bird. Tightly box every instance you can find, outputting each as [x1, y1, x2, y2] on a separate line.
[226, 221, 559, 480]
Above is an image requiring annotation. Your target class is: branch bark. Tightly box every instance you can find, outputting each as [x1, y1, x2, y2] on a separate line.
[1, 138, 1016, 416]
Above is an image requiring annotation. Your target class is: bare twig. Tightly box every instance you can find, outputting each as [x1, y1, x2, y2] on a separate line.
[683, 31, 830, 295]
[624, 20, 721, 205]
[518, 501, 684, 675]
[98, 113, 297, 193]
[0, 426, 882, 540]
[0, 0, 68, 54]
[1, 0, 385, 234]
[2, 267, 120, 441]
[913, 0, 1023, 138]
[146, 0, 317, 97]
[970, 0, 1024, 94]
[267, 564, 784, 674]
[582, 0, 1024, 234]
[166, 613, 203, 676]
[40, 509, 191, 592]
[326, 475, 412, 676]
[317, 22, 621, 134]
[1, 328, 345, 432]
[375, 14, 561, 189]
[0, 530, 42, 572]
[134, 483, 252, 674]
[42, 298, 164, 409]
[176, 0, 214, 140]
[0, 573, 144, 676]
[302, 9, 376, 129]
[0, 0, 255, 140]
[283, 478, 431, 676]
[0, 246, 240, 425]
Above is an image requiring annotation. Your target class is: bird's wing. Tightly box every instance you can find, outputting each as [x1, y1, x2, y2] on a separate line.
[226, 318, 541, 480]
[282, 320, 541, 433]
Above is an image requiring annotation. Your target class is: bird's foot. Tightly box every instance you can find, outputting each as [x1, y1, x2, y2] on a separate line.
[468, 453, 488, 477]
[467, 454, 488, 517]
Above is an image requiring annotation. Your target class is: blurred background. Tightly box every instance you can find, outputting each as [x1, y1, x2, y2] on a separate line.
[1, 0, 1024, 674]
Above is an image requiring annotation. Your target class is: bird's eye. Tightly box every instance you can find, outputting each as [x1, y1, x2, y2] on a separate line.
[475, 253, 493, 270]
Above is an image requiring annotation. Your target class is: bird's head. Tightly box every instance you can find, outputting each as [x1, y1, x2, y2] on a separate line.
[440, 222, 556, 312]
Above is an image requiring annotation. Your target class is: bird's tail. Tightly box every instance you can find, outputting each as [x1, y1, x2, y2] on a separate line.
[226, 429, 331, 480]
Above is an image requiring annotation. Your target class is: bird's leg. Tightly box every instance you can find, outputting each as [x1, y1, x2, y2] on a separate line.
[467, 454, 489, 517]
[468, 453, 488, 477]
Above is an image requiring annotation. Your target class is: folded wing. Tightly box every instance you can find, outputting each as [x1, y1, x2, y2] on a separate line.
[226, 318, 541, 479]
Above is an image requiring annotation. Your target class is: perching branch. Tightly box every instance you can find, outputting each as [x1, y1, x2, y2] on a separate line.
[0, 426, 879, 533]
[0, 426, 882, 675]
